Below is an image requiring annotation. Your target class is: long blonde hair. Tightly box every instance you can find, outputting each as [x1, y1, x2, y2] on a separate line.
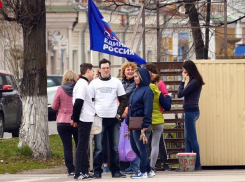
[62, 70, 77, 85]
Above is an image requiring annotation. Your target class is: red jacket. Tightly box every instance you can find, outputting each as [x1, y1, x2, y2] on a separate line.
[51, 87, 73, 124]
[158, 80, 168, 113]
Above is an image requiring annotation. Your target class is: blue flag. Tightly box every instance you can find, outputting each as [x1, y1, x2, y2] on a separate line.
[88, 0, 146, 65]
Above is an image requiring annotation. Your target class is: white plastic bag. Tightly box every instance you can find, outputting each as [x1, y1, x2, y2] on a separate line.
[91, 116, 102, 135]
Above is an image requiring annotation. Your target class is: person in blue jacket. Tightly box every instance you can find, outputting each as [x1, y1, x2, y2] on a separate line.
[126, 67, 154, 179]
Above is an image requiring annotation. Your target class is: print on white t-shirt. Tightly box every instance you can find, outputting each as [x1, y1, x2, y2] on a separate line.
[89, 77, 126, 118]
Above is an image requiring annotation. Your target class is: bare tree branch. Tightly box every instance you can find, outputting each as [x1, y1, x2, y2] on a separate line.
[219, 15, 245, 26]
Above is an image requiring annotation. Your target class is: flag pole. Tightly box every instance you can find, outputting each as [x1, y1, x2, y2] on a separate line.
[89, 49, 93, 171]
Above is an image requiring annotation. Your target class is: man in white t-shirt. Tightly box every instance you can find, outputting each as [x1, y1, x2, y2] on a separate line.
[89, 59, 127, 178]
[71, 63, 95, 180]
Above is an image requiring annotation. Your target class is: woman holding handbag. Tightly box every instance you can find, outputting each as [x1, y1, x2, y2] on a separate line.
[119, 62, 140, 174]
[125, 68, 154, 179]
[177, 60, 205, 171]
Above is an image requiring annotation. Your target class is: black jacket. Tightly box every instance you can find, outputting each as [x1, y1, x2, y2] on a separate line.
[178, 79, 202, 112]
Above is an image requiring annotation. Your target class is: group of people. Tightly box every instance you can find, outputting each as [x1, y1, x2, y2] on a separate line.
[51, 58, 204, 180]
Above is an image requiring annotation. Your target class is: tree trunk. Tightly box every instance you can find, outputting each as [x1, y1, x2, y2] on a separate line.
[19, 0, 51, 158]
[204, 0, 211, 59]
[185, 1, 205, 59]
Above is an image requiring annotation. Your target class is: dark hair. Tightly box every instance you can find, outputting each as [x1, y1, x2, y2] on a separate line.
[183, 60, 205, 86]
[144, 63, 158, 74]
[150, 73, 160, 84]
[99, 58, 111, 68]
[80, 63, 93, 75]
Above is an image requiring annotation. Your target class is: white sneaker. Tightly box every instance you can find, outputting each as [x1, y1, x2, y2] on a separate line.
[148, 170, 155, 178]
[131, 172, 148, 179]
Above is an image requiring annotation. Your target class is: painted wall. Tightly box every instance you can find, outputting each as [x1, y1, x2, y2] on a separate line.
[195, 60, 245, 166]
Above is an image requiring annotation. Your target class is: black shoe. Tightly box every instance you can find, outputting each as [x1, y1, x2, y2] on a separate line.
[112, 172, 126, 178]
[163, 163, 170, 171]
[74, 173, 80, 179]
[83, 173, 93, 180]
[84, 173, 93, 180]
[91, 173, 102, 179]
[74, 173, 92, 180]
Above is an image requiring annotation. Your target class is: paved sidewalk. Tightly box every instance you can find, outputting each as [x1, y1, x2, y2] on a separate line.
[0, 170, 245, 182]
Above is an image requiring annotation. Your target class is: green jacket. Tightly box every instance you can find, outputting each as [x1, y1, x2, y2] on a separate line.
[150, 83, 164, 125]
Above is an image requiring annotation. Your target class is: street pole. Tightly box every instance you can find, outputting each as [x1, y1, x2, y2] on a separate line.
[142, 0, 146, 60]
[224, 0, 228, 58]
[157, 0, 160, 62]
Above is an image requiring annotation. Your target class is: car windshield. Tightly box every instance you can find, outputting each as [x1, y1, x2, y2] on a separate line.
[56, 77, 62, 85]
[47, 76, 62, 87]
[47, 79, 56, 87]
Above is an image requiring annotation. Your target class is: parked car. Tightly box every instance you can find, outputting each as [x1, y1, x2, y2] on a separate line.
[0, 70, 22, 138]
[47, 75, 62, 121]
[47, 75, 62, 88]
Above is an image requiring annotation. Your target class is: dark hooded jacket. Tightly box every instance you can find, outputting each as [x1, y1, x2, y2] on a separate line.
[61, 82, 76, 96]
[126, 68, 153, 128]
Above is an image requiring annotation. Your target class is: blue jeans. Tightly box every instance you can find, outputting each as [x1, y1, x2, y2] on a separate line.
[130, 156, 140, 172]
[57, 123, 78, 173]
[93, 118, 121, 174]
[130, 130, 151, 173]
[184, 111, 201, 168]
[102, 127, 108, 164]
